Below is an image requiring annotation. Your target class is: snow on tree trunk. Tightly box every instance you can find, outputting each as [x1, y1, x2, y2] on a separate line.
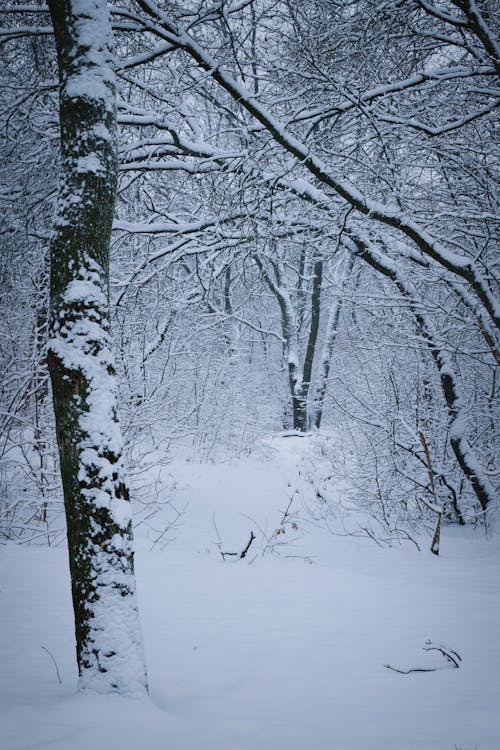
[279, 287, 306, 431]
[314, 253, 354, 429]
[253, 254, 307, 431]
[47, 0, 147, 695]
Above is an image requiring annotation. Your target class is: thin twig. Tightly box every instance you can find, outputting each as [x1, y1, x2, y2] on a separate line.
[423, 644, 462, 669]
[41, 645, 62, 684]
[384, 664, 437, 674]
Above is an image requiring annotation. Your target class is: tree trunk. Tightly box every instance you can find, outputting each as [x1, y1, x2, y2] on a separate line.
[47, 0, 147, 695]
[314, 253, 353, 429]
[301, 256, 322, 428]
[253, 254, 307, 430]
[350, 234, 496, 526]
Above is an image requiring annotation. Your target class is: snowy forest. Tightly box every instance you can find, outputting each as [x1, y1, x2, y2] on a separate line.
[0, 1, 499, 748]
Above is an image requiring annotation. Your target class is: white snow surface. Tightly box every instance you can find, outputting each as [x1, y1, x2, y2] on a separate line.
[1, 435, 499, 749]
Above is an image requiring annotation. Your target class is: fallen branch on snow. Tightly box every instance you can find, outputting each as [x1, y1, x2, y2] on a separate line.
[220, 531, 256, 560]
[384, 640, 461, 674]
[212, 517, 256, 561]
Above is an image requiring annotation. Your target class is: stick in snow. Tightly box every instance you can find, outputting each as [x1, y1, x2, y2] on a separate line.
[41, 645, 62, 684]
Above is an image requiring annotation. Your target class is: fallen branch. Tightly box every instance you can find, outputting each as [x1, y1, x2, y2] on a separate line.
[423, 642, 462, 669]
[212, 518, 256, 561]
[239, 531, 256, 559]
[385, 640, 461, 674]
[384, 664, 437, 674]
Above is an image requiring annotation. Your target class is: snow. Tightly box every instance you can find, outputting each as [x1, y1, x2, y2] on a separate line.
[1, 435, 499, 749]
[49, 266, 125, 470]
[76, 154, 105, 175]
[62, 0, 115, 110]
[76, 542, 146, 697]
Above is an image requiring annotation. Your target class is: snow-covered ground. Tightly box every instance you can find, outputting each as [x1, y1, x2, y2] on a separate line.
[1, 436, 499, 750]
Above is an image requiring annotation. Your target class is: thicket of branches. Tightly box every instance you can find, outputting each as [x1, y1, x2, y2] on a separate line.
[1, 0, 498, 543]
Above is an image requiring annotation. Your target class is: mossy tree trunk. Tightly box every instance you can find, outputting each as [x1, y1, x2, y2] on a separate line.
[47, 0, 147, 695]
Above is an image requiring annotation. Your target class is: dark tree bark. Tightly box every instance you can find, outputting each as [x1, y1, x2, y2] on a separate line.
[47, 0, 147, 695]
[301, 256, 322, 426]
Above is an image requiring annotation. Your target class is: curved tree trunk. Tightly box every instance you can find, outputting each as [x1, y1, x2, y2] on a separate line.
[47, 0, 147, 695]
[349, 233, 496, 526]
[253, 254, 307, 430]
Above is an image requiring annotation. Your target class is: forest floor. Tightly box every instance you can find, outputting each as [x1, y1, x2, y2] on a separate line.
[1, 434, 499, 750]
